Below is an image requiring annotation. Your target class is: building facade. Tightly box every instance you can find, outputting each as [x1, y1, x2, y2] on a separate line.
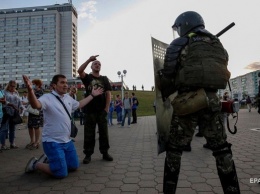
[0, 3, 78, 86]
[219, 70, 260, 100]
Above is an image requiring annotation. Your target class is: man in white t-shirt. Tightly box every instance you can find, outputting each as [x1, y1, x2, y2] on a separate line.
[22, 74, 103, 178]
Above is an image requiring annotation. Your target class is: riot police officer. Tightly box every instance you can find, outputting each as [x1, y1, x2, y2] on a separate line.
[160, 11, 240, 194]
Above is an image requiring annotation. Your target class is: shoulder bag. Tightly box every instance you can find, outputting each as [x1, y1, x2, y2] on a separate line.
[51, 93, 78, 138]
[11, 109, 23, 125]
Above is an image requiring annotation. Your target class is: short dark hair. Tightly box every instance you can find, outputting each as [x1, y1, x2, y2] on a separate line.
[51, 74, 66, 85]
[132, 92, 135, 96]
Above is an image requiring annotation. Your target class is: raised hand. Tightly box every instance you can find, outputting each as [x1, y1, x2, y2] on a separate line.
[22, 75, 33, 91]
[89, 55, 99, 61]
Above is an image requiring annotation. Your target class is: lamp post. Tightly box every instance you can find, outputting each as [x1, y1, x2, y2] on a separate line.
[117, 70, 127, 115]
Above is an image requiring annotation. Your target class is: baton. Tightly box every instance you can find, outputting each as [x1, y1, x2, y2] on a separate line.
[216, 22, 235, 37]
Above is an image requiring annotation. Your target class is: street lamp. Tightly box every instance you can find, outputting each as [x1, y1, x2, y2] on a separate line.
[117, 70, 127, 115]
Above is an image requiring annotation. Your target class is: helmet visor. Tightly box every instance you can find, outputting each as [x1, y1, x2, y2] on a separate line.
[172, 25, 181, 37]
[172, 28, 179, 39]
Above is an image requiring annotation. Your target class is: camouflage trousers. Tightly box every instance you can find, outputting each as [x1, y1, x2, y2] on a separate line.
[164, 92, 240, 194]
[83, 110, 110, 156]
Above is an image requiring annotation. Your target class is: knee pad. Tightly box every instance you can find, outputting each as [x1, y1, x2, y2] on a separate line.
[213, 142, 235, 175]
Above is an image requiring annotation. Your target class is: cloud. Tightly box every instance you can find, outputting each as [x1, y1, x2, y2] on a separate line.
[78, 0, 97, 23]
[245, 62, 260, 70]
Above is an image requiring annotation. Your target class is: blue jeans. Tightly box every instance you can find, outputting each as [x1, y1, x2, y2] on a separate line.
[107, 111, 113, 125]
[43, 141, 79, 178]
[121, 109, 131, 126]
[116, 111, 122, 123]
[0, 119, 9, 145]
[8, 120, 16, 145]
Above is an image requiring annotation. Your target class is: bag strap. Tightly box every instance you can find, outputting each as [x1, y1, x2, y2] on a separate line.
[51, 93, 72, 121]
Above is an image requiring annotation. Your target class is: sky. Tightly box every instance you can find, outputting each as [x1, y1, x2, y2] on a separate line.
[1, 0, 260, 90]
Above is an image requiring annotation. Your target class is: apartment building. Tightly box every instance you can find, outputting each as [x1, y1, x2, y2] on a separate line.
[0, 3, 78, 86]
[219, 70, 260, 100]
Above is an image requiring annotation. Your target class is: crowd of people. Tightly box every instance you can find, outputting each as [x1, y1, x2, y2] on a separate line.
[0, 55, 140, 178]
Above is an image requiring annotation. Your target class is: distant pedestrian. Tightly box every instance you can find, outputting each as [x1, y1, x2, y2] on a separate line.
[114, 94, 122, 124]
[131, 92, 138, 124]
[222, 91, 236, 119]
[153, 100, 156, 113]
[108, 95, 114, 126]
[2, 80, 23, 149]
[26, 79, 44, 150]
[246, 96, 252, 112]
[121, 92, 132, 127]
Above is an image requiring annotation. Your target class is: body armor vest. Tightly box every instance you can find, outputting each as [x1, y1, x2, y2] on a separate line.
[175, 33, 230, 90]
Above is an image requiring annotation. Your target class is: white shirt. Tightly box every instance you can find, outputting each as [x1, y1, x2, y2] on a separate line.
[38, 91, 79, 143]
[123, 97, 132, 110]
[20, 95, 29, 108]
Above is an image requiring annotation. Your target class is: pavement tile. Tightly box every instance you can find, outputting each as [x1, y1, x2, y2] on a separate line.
[0, 109, 259, 193]
[123, 177, 140, 184]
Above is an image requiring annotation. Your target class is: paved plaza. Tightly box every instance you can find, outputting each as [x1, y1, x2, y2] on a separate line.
[0, 108, 259, 194]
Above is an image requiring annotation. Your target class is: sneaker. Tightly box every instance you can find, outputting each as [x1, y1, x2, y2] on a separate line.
[38, 154, 48, 164]
[1, 146, 10, 150]
[10, 144, 19, 149]
[127, 125, 130, 128]
[25, 157, 38, 173]
[83, 155, 91, 164]
[103, 153, 113, 161]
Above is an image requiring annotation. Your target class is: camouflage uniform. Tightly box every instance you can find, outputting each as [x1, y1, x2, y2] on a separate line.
[164, 92, 240, 193]
[161, 11, 240, 194]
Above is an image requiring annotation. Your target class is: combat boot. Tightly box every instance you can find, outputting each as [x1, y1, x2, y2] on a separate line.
[213, 143, 240, 194]
[183, 142, 191, 152]
[103, 153, 113, 161]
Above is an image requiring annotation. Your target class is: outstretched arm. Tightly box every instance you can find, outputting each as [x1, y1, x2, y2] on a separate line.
[78, 55, 99, 78]
[78, 87, 103, 109]
[22, 75, 42, 109]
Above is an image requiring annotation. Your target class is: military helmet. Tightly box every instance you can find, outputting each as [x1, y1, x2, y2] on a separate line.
[172, 11, 205, 37]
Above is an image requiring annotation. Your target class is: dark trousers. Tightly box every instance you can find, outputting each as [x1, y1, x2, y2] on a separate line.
[132, 108, 137, 123]
[83, 111, 110, 156]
